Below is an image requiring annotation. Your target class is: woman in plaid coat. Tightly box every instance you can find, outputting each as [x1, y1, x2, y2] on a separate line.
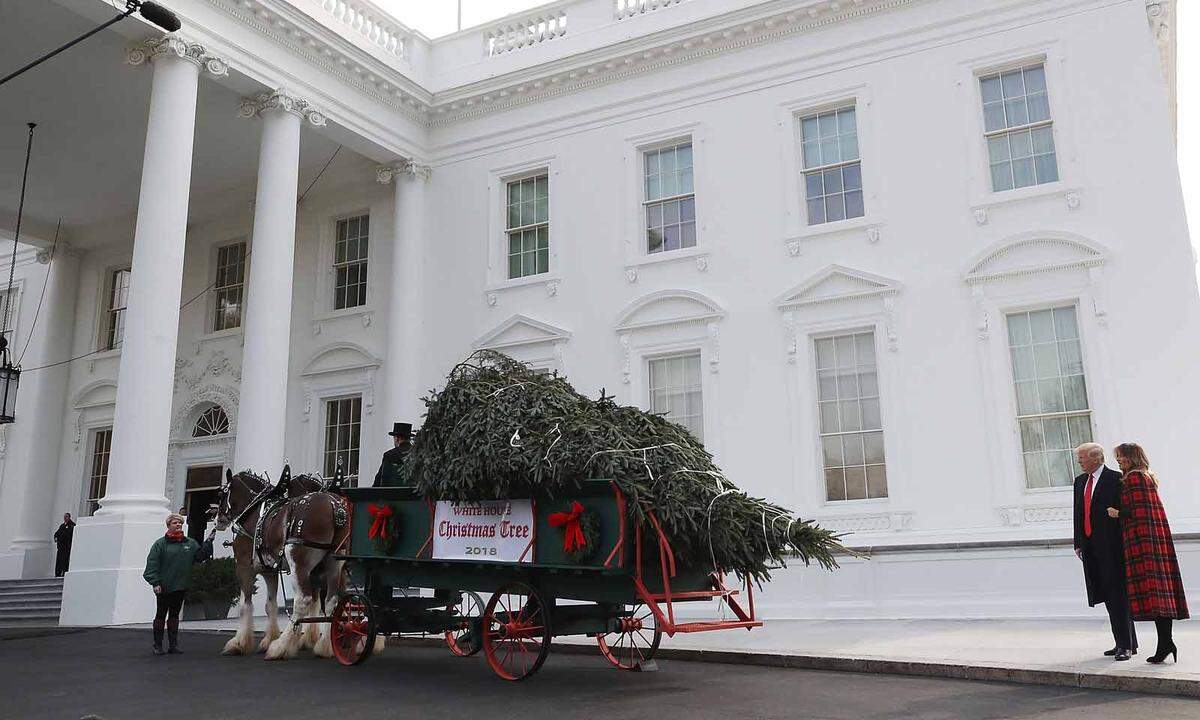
[1106, 443, 1188, 664]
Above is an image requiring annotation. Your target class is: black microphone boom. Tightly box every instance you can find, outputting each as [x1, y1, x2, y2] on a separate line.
[0, 1, 182, 89]
[139, 2, 182, 32]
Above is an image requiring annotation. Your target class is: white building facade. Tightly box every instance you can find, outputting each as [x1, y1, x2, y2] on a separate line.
[0, 0, 1194, 625]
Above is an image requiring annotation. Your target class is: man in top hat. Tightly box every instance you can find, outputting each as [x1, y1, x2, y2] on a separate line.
[373, 422, 412, 487]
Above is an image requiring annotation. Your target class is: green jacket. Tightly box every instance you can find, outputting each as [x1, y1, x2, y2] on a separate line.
[143, 535, 213, 593]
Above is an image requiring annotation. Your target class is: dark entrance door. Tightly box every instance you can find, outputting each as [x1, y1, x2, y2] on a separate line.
[184, 466, 223, 543]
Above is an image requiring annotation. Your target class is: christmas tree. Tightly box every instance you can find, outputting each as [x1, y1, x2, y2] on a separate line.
[406, 350, 845, 582]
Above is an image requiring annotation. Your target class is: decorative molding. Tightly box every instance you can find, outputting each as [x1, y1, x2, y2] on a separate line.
[473, 313, 572, 351]
[971, 285, 990, 340]
[127, 35, 229, 76]
[776, 265, 901, 310]
[706, 321, 720, 373]
[173, 349, 242, 390]
[973, 208, 988, 226]
[881, 295, 898, 352]
[865, 226, 881, 244]
[1145, 1, 1173, 81]
[696, 256, 710, 272]
[620, 333, 632, 384]
[72, 412, 84, 450]
[786, 240, 801, 257]
[486, 291, 499, 308]
[238, 89, 327, 126]
[485, 8, 568, 57]
[963, 233, 1108, 285]
[1065, 190, 1081, 211]
[427, 0, 920, 127]
[998, 505, 1072, 525]
[169, 384, 240, 442]
[1087, 265, 1109, 327]
[546, 279, 560, 297]
[782, 310, 799, 363]
[614, 289, 725, 333]
[376, 160, 432, 184]
[817, 511, 913, 534]
[625, 267, 639, 284]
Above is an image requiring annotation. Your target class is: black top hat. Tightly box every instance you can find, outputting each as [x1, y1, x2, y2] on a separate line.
[389, 422, 412, 438]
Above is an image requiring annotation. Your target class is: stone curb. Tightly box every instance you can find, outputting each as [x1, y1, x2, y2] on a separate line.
[389, 635, 1200, 699]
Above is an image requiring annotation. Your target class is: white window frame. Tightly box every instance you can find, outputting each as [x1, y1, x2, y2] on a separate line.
[332, 213, 370, 311]
[485, 156, 561, 299]
[209, 240, 248, 335]
[473, 314, 571, 377]
[811, 328, 889, 503]
[322, 394, 363, 486]
[83, 426, 113, 517]
[959, 43, 1082, 218]
[100, 265, 131, 352]
[641, 140, 697, 256]
[313, 204, 377, 326]
[779, 86, 882, 249]
[645, 350, 705, 442]
[503, 172, 551, 280]
[964, 232, 1116, 510]
[621, 123, 710, 275]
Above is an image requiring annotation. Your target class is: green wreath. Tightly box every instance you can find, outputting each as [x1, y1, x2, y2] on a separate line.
[367, 503, 399, 555]
[550, 501, 602, 564]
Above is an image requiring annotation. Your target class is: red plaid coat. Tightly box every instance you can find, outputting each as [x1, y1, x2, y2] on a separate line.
[1121, 471, 1189, 620]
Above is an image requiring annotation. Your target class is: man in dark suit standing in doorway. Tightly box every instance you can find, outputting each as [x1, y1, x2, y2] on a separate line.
[1073, 442, 1136, 660]
[373, 422, 412, 487]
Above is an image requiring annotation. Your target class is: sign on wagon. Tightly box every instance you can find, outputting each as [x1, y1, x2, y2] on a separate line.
[432, 500, 534, 563]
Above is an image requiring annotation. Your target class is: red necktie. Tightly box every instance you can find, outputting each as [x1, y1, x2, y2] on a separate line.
[1083, 475, 1095, 537]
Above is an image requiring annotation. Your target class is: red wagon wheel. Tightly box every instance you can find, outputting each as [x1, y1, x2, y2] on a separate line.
[482, 581, 551, 681]
[445, 590, 485, 657]
[597, 604, 662, 670]
[330, 593, 377, 666]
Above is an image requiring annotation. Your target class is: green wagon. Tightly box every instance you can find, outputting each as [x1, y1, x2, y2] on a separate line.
[328, 479, 762, 680]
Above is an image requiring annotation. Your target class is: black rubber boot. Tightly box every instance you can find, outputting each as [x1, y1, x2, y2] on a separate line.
[167, 629, 182, 654]
[153, 628, 165, 655]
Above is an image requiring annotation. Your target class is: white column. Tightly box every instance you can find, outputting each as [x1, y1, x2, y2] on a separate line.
[377, 161, 430, 427]
[0, 246, 80, 579]
[60, 37, 227, 625]
[232, 91, 326, 473]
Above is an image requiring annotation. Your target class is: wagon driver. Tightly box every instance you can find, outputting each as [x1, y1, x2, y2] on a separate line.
[373, 422, 412, 487]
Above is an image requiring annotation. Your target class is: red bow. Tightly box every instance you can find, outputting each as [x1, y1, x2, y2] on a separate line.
[549, 501, 586, 552]
[367, 504, 394, 540]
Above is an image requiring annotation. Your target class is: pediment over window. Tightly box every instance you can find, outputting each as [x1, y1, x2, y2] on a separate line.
[964, 233, 1107, 284]
[474, 314, 571, 350]
[300, 342, 382, 377]
[776, 265, 900, 310]
[72, 380, 117, 409]
[615, 290, 724, 332]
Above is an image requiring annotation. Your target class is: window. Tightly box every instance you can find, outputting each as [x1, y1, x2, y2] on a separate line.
[1006, 306, 1091, 489]
[980, 63, 1058, 191]
[816, 331, 887, 502]
[85, 428, 113, 516]
[648, 353, 703, 441]
[800, 107, 863, 225]
[192, 406, 230, 437]
[506, 174, 549, 278]
[334, 215, 369, 310]
[213, 242, 246, 332]
[644, 142, 695, 253]
[323, 396, 362, 486]
[105, 268, 131, 350]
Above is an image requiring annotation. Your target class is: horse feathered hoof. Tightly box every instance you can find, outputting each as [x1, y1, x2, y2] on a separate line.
[222, 634, 251, 656]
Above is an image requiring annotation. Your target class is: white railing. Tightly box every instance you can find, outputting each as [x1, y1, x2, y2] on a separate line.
[319, 0, 408, 58]
[485, 10, 568, 57]
[614, 0, 686, 21]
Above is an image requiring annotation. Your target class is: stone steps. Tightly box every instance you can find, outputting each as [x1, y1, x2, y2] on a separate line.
[0, 578, 62, 628]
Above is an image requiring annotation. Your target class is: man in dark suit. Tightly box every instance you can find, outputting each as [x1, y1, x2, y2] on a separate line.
[373, 422, 412, 487]
[53, 513, 75, 577]
[1073, 442, 1136, 660]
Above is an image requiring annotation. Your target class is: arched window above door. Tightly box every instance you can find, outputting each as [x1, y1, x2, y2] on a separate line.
[192, 405, 230, 437]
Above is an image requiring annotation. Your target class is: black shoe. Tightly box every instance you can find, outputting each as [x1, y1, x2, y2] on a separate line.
[1147, 643, 1178, 664]
[153, 645, 165, 656]
[1103, 647, 1119, 656]
[1114, 649, 1131, 661]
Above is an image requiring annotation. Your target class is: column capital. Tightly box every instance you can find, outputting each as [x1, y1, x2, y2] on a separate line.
[238, 90, 327, 127]
[376, 160, 431, 184]
[126, 35, 229, 77]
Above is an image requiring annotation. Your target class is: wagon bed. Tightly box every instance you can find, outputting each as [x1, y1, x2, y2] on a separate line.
[326, 479, 761, 680]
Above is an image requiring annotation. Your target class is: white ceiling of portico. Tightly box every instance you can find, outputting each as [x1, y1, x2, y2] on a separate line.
[0, 0, 361, 248]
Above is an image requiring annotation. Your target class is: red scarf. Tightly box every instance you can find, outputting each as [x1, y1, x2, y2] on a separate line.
[165, 529, 186, 542]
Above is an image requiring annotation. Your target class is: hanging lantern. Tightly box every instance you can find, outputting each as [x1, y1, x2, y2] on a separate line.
[0, 342, 17, 425]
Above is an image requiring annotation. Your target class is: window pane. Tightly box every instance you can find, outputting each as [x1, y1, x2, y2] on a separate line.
[1029, 310, 1056, 343]
[1038, 379, 1065, 413]
[842, 435, 865, 466]
[1063, 375, 1089, 411]
[822, 435, 843, 468]
[1020, 418, 1045, 452]
[825, 469, 846, 502]
[844, 467, 867, 500]
[1024, 453, 1049, 489]
[864, 432, 885, 464]
[866, 465, 887, 499]
[991, 162, 1014, 192]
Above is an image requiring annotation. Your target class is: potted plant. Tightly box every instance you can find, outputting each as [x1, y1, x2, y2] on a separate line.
[183, 557, 247, 621]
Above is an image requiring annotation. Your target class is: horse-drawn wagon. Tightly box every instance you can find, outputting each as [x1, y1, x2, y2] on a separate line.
[328, 478, 762, 681]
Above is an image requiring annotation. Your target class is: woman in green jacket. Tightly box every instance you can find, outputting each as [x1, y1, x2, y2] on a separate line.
[143, 513, 215, 655]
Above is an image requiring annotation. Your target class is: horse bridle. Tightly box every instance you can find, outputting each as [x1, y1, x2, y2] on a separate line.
[221, 472, 273, 542]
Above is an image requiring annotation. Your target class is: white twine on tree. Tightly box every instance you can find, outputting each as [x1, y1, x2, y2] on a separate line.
[509, 429, 523, 448]
[542, 423, 562, 467]
[489, 381, 536, 398]
[706, 488, 739, 571]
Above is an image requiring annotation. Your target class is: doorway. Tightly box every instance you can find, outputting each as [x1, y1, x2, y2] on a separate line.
[184, 466, 223, 542]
